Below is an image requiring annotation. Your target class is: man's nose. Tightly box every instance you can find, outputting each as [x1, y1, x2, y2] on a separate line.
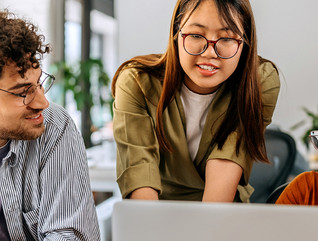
[27, 87, 49, 110]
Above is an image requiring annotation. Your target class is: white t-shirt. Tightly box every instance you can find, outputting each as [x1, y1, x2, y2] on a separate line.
[180, 83, 217, 161]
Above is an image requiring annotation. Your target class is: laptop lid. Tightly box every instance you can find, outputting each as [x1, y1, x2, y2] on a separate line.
[112, 199, 318, 241]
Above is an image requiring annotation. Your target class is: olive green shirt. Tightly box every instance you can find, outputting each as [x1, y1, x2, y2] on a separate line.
[113, 61, 280, 202]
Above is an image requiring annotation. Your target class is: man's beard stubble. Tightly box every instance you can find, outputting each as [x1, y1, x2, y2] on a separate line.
[0, 123, 45, 141]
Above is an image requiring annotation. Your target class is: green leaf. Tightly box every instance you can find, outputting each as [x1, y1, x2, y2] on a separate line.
[292, 106, 318, 148]
[51, 58, 110, 112]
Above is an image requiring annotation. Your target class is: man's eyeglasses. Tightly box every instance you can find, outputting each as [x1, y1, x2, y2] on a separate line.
[180, 31, 243, 59]
[0, 71, 55, 105]
[310, 130, 318, 150]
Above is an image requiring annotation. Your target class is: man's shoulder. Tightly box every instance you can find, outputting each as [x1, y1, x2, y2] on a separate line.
[43, 102, 72, 128]
[30, 103, 82, 157]
[41, 102, 79, 139]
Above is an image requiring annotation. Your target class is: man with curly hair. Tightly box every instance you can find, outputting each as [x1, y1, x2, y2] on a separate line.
[0, 10, 100, 240]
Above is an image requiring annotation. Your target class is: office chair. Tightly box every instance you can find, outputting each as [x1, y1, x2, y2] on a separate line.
[249, 129, 296, 203]
[266, 182, 289, 203]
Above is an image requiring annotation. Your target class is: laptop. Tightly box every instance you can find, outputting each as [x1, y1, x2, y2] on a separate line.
[112, 199, 318, 241]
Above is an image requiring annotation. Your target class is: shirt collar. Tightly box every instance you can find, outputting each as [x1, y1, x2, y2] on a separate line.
[3, 140, 21, 167]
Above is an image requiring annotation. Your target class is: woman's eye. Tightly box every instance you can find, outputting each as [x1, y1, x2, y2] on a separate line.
[190, 34, 203, 39]
[221, 38, 233, 42]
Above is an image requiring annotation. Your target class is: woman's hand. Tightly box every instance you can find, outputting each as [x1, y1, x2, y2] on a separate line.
[202, 159, 242, 202]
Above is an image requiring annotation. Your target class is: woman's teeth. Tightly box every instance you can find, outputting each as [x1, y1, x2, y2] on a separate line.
[198, 65, 216, 71]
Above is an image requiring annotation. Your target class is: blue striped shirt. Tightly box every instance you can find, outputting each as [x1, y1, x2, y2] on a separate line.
[0, 103, 100, 240]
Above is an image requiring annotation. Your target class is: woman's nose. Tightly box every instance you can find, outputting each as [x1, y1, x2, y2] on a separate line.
[201, 43, 218, 58]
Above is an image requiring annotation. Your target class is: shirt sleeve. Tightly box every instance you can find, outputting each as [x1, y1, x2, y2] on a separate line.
[39, 116, 100, 241]
[113, 68, 162, 198]
[259, 61, 280, 126]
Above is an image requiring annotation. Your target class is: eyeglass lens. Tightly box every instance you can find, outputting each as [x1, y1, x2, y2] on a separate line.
[215, 40, 240, 58]
[24, 85, 38, 105]
[41, 74, 55, 94]
[183, 35, 239, 58]
[23, 73, 54, 105]
[310, 135, 318, 150]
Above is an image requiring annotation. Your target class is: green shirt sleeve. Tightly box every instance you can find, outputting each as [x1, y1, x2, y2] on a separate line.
[259, 61, 280, 126]
[113, 68, 162, 198]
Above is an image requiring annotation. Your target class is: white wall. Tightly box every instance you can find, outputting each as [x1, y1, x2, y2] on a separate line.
[114, 0, 178, 64]
[115, 0, 318, 156]
[0, 0, 52, 68]
[0, 0, 51, 36]
[250, 0, 318, 155]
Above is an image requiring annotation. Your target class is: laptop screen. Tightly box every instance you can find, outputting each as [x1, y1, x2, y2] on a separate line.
[112, 199, 318, 241]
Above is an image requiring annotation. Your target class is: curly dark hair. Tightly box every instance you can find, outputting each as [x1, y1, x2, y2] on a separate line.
[0, 9, 51, 78]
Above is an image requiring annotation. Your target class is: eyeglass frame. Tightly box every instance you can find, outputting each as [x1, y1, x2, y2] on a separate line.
[0, 70, 55, 105]
[309, 130, 318, 150]
[179, 31, 243, 59]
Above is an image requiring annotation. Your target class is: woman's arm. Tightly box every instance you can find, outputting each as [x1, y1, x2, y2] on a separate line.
[130, 187, 159, 200]
[202, 159, 242, 202]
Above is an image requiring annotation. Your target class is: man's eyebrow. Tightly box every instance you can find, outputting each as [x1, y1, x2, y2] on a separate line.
[8, 82, 32, 91]
[8, 70, 42, 91]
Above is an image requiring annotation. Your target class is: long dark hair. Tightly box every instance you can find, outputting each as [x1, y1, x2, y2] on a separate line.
[112, 0, 271, 163]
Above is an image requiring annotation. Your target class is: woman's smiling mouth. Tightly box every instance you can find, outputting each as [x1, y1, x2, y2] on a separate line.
[198, 64, 217, 71]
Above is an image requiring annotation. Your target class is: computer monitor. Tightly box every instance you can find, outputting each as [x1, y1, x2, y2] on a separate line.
[112, 199, 318, 241]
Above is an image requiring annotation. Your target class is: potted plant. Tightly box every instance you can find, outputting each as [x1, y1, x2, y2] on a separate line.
[291, 107, 318, 148]
[51, 58, 112, 148]
[290, 106, 318, 162]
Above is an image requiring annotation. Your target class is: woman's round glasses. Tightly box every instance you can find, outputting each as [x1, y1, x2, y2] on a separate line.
[0, 71, 55, 105]
[310, 130, 318, 150]
[180, 31, 243, 59]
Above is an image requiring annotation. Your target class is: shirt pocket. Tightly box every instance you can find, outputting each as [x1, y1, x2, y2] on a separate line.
[22, 207, 39, 240]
